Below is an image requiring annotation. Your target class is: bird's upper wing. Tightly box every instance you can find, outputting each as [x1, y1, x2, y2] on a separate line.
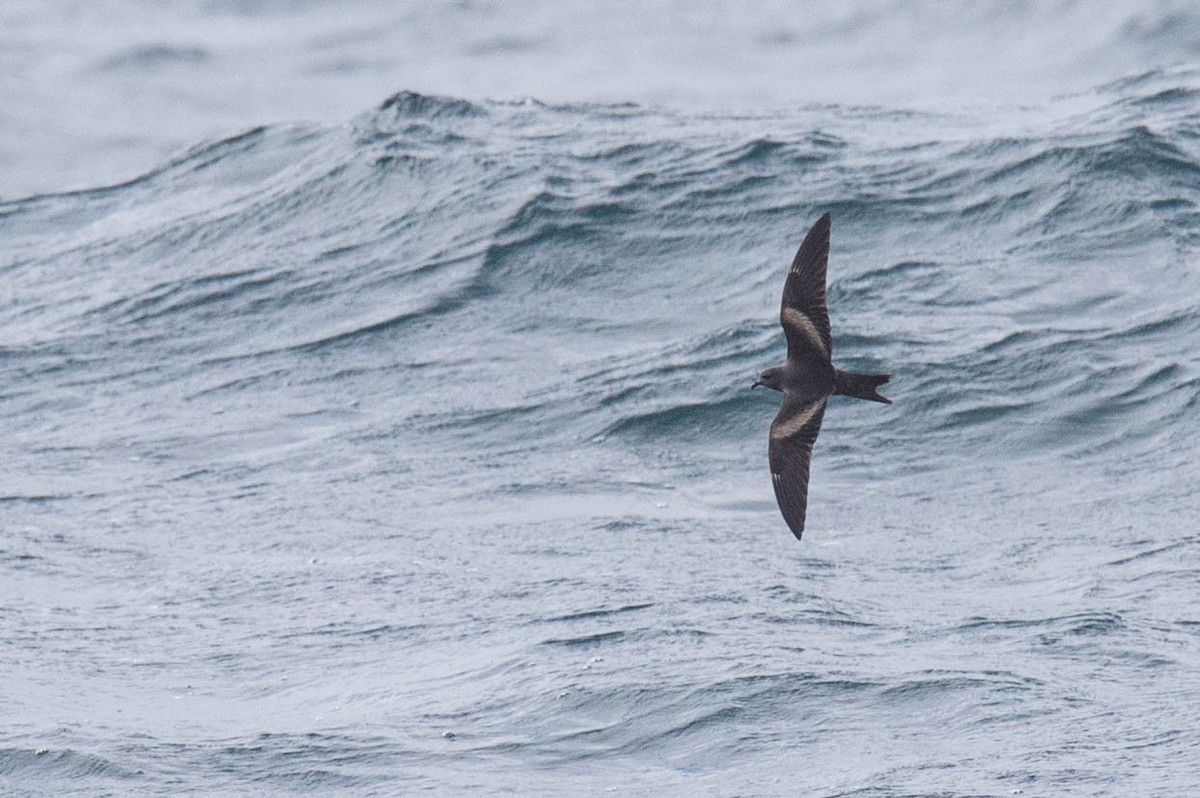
[780, 212, 833, 362]
[768, 396, 827, 540]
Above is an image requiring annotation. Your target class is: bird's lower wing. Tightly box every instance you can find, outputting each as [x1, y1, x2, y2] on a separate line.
[768, 397, 827, 540]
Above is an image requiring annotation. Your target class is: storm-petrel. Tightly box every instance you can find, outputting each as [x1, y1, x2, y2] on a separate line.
[752, 213, 891, 540]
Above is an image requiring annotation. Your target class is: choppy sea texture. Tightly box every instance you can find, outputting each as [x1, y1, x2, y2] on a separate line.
[4, 70, 1200, 795]
[7, 0, 1200, 197]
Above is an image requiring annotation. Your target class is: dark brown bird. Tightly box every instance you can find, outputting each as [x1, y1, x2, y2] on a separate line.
[752, 213, 891, 540]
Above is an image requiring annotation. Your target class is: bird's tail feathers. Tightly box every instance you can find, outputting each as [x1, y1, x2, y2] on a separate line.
[834, 370, 892, 404]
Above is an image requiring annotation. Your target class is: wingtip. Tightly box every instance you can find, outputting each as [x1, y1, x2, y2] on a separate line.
[808, 212, 831, 242]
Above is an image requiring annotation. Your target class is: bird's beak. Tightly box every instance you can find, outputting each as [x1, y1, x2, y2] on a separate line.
[751, 379, 761, 390]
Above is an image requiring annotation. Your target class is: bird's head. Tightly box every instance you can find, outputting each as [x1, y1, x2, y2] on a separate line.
[752, 367, 785, 392]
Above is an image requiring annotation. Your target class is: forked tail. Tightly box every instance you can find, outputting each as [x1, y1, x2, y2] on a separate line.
[833, 369, 892, 404]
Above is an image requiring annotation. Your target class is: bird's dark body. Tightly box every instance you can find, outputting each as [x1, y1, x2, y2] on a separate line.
[780, 357, 833, 401]
[754, 213, 891, 540]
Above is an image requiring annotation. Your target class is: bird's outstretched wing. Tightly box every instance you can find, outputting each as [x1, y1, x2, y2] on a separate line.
[780, 212, 833, 362]
[768, 396, 827, 540]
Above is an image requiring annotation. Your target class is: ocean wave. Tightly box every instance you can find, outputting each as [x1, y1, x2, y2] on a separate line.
[4, 83, 1197, 470]
[0, 745, 139, 784]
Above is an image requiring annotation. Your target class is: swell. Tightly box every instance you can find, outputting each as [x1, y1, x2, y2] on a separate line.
[3, 95, 523, 363]
[0, 745, 139, 783]
[3, 86, 1199, 470]
[435, 666, 1046, 767]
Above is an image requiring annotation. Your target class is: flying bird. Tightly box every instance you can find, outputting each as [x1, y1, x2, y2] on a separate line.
[753, 213, 891, 540]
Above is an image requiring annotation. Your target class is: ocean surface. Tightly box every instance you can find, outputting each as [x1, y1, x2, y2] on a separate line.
[4, 2, 1200, 796]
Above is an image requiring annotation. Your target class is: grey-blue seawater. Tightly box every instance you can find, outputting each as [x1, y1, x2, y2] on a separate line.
[4, 8, 1200, 798]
